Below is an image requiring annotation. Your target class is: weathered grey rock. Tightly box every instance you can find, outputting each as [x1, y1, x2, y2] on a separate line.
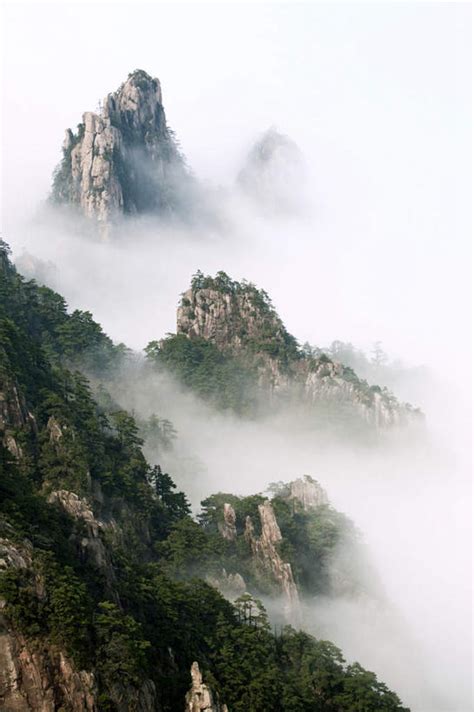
[52, 69, 189, 229]
[245, 502, 300, 622]
[0, 538, 32, 574]
[185, 662, 227, 712]
[176, 275, 421, 428]
[0, 609, 161, 712]
[0, 620, 97, 712]
[47, 490, 112, 572]
[218, 503, 237, 541]
[177, 283, 291, 365]
[288, 476, 328, 511]
[0, 376, 36, 458]
[0, 537, 97, 711]
[0, 535, 154, 712]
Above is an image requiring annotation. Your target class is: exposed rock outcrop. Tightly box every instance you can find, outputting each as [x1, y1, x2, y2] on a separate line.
[0, 536, 32, 575]
[176, 273, 421, 428]
[0, 535, 97, 711]
[0, 614, 157, 712]
[0, 532, 157, 711]
[0, 375, 36, 458]
[218, 503, 237, 541]
[185, 662, 227, 712]
[0, 622, 97, 712]
[47, 490, 115, 577]
[288, 475, 328, 511]
[177, 279, 295, 367]
[46, 415, 63, 443]
[52, 69, 189, 228]
[245, 501, 300, 621]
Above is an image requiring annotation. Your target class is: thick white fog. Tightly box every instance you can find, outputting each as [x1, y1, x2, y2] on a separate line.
[1, 2, 472, 711]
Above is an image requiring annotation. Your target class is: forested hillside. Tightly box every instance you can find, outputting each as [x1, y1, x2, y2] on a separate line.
[0, 241, 409, 711]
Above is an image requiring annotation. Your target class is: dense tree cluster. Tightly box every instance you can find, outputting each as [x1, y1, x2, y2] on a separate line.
[145, 334, 258, 414]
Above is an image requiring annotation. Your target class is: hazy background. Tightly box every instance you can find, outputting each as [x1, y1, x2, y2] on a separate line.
[1, 2, 472, 711]
[1, 1, 471, 370]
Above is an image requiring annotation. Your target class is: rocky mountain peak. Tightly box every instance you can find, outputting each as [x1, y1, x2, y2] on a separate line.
[288, 476, 329, 511]
[52, 69, 188, 229]
[177, 271, 300, 366]
[173, 271, 421, 428]
[104, 69, 163, 122]
[244, 500, 301, 621]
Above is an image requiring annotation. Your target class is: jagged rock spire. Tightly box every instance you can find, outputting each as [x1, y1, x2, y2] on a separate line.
[51, 69, 188, 227]
[185, 662, 228, 712]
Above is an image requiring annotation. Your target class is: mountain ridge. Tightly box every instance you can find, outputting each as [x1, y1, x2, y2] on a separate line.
[148, 270, 422, 429]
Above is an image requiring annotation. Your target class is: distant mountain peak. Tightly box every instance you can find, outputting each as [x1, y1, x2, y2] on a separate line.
[238, 127, 306, 212]
[246, 126, 300, 162]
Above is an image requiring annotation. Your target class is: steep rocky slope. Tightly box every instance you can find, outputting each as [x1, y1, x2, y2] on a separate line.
[151, 271, 421, 429]
[200, 475, 370, 625]
[51, 69, 189, 227]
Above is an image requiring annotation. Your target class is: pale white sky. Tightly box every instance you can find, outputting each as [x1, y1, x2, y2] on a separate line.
[1, 1, 471, 374]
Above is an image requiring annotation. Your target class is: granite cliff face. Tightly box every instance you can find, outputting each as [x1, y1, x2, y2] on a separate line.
[177, 273, 297, 366]
[218, 503, 237, 541]
[0, 507, 157, 712]
[46, 489, 113, 573]
[0, 376, 36, 459]
[210, 478, 333, 619]
[0, 533, 97, 712]
[52, 69, 188, 227]
[0, 621, 97, 712]
[245, 501, 300, 619]
[176, 272, 420, 428]
[287, 476, 329, 511]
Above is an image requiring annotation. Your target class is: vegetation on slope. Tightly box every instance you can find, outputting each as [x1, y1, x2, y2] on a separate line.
[0, 242, 408, 711]
[145, 334, 258, 415]
[146, 271, 418, 426]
